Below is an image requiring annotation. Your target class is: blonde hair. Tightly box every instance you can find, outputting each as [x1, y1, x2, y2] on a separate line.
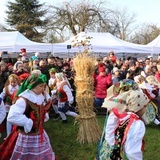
[6, 74, 20, 86]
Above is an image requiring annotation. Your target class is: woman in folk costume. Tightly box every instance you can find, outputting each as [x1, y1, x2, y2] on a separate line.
[0, 74, 20, 137]
[146, 75, 160, 125]
[7, 74, 56, 160]
[98, 89, 149, 160]
[97, 79, 140, 159]
[55, 72, 78, 124]
[134, 75, 160, 125]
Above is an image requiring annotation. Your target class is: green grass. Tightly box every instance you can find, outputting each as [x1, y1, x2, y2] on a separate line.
[45, 116, 160, 160]
[1, 116, 160, 160]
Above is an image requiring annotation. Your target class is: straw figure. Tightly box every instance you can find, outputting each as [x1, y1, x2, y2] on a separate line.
[72, 32, 102, 144]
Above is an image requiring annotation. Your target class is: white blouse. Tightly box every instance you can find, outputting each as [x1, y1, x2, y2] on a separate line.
[7, 90, 50, 133]
[0, 84, 19, 100]
[105, 112, 145, 160]
[0, 100, 6, 124]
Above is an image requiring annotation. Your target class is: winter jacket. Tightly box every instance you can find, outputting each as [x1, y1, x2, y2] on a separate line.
[94, 73, 112, 99]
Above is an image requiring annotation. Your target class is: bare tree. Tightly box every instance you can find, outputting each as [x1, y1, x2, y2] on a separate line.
[45, 0, 113, 36]
[43, 0, 137, 42]
[109, 7, 137, 40]
[130, 23, 160, 44]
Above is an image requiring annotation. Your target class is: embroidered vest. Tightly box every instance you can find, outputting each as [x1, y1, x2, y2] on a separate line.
[18, 98, 51, 134]
[57, 82, 68, 102]
[110, 118, 129, 160]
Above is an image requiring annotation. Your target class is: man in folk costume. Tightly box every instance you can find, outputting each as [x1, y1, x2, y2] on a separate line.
[4, 74, 57, 160]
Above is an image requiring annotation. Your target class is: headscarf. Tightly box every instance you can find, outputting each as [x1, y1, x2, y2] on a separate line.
[134, 75, 153, 90]
[134, 75, 146, 84]
[102, 79, 139, 109]
[106, 79, 139, 98]
[55, 72, 72, 89]
[16, 74, 47, 96]
[102, 90, 149, 113]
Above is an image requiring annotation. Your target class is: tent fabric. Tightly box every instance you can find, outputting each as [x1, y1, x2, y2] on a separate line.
[0, 31, 53, 52]
[53, 32, 152, 56]
[146, 35, 160, 54]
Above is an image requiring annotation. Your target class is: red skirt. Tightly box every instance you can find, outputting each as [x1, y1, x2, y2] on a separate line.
[0, 129, 18, 160]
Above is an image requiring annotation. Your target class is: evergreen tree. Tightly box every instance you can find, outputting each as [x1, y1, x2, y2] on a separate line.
[6, 0, 48, 42]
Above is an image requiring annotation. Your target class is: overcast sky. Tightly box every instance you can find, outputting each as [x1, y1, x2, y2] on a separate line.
[1, 0, 160, 27]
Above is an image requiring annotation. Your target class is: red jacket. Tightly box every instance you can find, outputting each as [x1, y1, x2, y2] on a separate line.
[94, 73, 112, 99]
[155, 72, 160, 82]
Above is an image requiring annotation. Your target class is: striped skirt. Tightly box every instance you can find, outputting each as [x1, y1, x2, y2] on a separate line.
[10, 130, 55, 160]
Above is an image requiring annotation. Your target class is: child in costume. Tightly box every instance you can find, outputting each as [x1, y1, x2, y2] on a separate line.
[134, 75, 160, 125]
[48, 68, 59, 120]
[98, 89, 149, 160]
[0, 74, 20, 137]
[7, 74, 56, 160]
[0, 98, 6, 138]
[55, 72, 78, 123]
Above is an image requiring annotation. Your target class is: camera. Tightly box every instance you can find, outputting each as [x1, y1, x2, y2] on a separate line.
[2, 51, 8, 58]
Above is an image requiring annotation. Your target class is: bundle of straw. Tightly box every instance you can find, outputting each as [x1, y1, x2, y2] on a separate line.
[74, 51, 102, 144]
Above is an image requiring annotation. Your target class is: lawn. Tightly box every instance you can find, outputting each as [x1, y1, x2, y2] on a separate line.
[45, 116, 160, 160]
[0, 115, 160, 160]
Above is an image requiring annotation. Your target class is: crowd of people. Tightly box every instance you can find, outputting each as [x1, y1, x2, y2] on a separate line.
[0, 48, 160, 159]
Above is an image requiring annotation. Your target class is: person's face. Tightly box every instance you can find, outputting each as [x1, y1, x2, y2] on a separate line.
[33, 59, 39, 65]
[50, 72, 55, 78]
[23, 62, 29, 67]
[145, 67, 151, 73]
[8, 65, 13, 71]
[57, 61, 63, 67]
[39, 61, 46, 67]
[130, 65, 136, 71]
[63, 65, 69, 71]
[18, 64, 24, 69]
[109, 53, 114, 57]
[0, 65, 6, 71]
[114, 70, 120, 76]
[48, 58, 55, 65]
[56, 77, 63, 83]
[121, 65, 127, 71]
[32, 83, 45, 95]
[116, 59, 121, 65]
[100, 71, 106, 76]
[145, 60, 150, 65]
[152, 62, 157, 66]
[10, 79, 18, 87]
[157, 65, 160, 72]
[135, 61, 140, 67]
[136, 104, 147, 117]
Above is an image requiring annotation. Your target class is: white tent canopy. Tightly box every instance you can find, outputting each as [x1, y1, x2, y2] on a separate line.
[0, 31, 53, 52]
[53, 32, 152, 57]
[146, 35, 160, 54]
